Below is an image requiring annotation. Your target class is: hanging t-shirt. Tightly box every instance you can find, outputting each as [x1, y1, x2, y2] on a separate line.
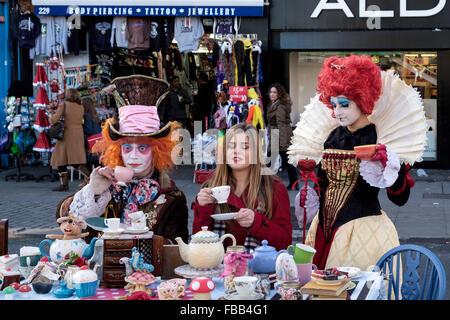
[17, 13, 41, 49]
[53, 16, 68, 55]
[174, 17, 204, 53]
[150, 18, 163, 52]
[30, 16, 55, 58]
[89, 17, 113, 52]
[126, 17, 151, 50]
[214, 17, 237, 36]
[110, 17, 128, 48]
[161, 17, 175, 49]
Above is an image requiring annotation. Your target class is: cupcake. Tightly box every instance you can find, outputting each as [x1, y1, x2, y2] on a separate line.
[73, 266, 98, 298]
[3, 286, 16, 300]
[19, 285, 32, 298]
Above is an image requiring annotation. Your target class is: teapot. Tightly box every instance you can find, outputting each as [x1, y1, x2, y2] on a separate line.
[39, 237, 98, 264]
[248, 240, 287, 274]
[175, 226, 236, 269]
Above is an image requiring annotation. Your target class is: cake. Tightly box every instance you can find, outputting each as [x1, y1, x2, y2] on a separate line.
[72, 266, 98, 298]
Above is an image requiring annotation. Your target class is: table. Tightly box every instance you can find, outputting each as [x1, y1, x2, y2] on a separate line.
[0, 271, 385, 300]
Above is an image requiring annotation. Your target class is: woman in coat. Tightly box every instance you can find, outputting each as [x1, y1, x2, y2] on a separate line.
[49, 88, 89, 191]
[266, 83, 298, 190]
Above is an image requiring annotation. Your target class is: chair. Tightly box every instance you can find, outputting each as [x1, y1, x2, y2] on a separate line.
[0, 219, 8, 256]
[374, 244, 447, 300]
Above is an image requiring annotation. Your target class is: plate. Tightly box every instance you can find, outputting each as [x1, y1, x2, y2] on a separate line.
[224, 291, 264, 300]
[346, 281, 356, 291]
[174, 264, 224, 279]
[211, 212, 239, 221]
[313, 278, 347, 286]
[103, 228, 125, 234]
[337, 267, 362, 279]
[85, 217, 108, 231]
[125, 226, 149, 234]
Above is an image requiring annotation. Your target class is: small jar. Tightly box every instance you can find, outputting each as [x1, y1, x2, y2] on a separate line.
[223, 245, 248, 294]
[277, 281, 303, 300]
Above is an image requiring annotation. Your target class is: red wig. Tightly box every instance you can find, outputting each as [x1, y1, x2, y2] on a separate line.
[92, 118, 182, 173]
[317, 55, 382, 117]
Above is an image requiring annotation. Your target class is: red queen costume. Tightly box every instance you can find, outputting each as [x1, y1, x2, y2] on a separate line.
[288, 55, 427, 271]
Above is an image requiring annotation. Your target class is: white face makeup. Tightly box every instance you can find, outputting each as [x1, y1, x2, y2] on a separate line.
[330, 96, 362, 127]
[121, 143, 153, 175]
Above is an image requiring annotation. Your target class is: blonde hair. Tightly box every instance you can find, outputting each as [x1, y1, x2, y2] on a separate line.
[205, 123, 276, 219]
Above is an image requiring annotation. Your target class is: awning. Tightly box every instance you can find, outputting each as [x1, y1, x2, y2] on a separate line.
[31, 0, 265, 17]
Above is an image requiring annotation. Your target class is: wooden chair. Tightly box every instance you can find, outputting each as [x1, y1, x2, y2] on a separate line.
[375, 244, 447, 300]
[0, 219, 8, 256]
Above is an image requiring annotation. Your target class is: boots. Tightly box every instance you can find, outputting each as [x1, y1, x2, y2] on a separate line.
[77, 164, 91, 178]
[52, 172, 69, 192]
[76, 164, 91, 189]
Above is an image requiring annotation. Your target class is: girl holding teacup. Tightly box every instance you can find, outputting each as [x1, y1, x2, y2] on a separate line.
[65, 75, 189, 243]
[192, 122, 293, 253]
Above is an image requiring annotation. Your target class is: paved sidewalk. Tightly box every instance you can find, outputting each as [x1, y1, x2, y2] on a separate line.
[1, 165, 449, 241]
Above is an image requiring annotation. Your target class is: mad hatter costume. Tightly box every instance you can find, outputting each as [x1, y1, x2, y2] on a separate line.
[288, 55, 427, 271]
[68, 75, 189, 243]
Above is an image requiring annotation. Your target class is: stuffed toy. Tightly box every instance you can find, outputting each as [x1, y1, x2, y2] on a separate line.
[218, 38, 235, 86]
[246, 98, 264, 130]
[45, 215, 89, 240]
[252, 40, 263, 84]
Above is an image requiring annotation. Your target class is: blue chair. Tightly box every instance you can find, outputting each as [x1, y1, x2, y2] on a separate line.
[374, 244, 446, 300]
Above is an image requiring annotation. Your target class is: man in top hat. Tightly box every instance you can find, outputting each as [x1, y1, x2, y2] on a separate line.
[64, 75, 189, 243]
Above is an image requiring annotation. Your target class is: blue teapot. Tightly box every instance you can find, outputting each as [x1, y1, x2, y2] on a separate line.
[248, 240, 287, 274]
[39, 237, 98, 264]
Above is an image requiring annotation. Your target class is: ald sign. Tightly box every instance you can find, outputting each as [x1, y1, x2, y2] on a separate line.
[311, 0, 446, 18]
[271, 0, 450, 30]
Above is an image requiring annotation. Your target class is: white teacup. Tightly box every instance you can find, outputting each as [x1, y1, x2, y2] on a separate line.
[129, 211, 148, 222]
[233, 276, 259, 297]
[211, 186, 231, 204]
[104, 218, 120, 231]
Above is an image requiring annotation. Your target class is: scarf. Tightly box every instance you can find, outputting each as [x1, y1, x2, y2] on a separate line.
[111, 175, 160, 225]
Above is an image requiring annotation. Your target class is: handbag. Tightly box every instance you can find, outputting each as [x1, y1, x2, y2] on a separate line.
[47, 103, 66, 140]
[87, 133, 102, 151]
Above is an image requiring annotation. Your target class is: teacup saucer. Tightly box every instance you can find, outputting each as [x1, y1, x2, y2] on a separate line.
[103, 228, 124, 234]
[224, 291, 264, 300]
[125, 226, 149, 234]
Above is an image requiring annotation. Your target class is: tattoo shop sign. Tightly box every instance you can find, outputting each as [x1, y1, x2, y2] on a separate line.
[32, 0, 264, 16]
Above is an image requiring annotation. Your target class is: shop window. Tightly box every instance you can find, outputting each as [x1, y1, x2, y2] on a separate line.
[289, 51, 438, 161]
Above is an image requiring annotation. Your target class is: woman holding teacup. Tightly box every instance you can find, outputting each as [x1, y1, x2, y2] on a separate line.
[65, 75, 189, 243]
[192, 122, 293, 253]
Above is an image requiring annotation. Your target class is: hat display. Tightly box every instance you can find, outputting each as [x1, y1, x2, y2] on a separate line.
[33, 63, 48, 87]
[106, 75, 172, 141]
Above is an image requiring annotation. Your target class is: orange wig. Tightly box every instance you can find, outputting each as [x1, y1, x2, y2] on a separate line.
[92, 118, 182, 173]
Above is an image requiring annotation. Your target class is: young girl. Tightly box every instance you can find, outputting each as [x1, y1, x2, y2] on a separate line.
[192, 122, 292, 252]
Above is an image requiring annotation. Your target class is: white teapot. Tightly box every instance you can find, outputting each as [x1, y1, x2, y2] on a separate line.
[175, 226, 236, 269]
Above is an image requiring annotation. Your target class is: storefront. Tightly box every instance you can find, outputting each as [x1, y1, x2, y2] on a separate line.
[267, 0, 450, 168]
[1, 0, 269, 171]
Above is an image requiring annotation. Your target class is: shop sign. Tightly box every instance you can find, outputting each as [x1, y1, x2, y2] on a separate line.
[31, 0, 264, 16]
[271, 0, 450, 30]
[229, 86, 248, 102]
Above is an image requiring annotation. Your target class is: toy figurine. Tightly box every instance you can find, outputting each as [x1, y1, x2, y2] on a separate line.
[45, 215, 89, 240]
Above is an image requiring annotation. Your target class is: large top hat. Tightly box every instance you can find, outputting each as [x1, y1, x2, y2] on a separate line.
[106, 75, 172, 140]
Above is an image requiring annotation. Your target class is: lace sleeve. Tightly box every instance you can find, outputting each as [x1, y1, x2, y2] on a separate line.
[359, 147, 400, 188]
[69, 183, 112, 220]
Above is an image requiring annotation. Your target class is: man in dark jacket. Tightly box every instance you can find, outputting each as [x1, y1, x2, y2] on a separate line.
[159, 76, 191, 128]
